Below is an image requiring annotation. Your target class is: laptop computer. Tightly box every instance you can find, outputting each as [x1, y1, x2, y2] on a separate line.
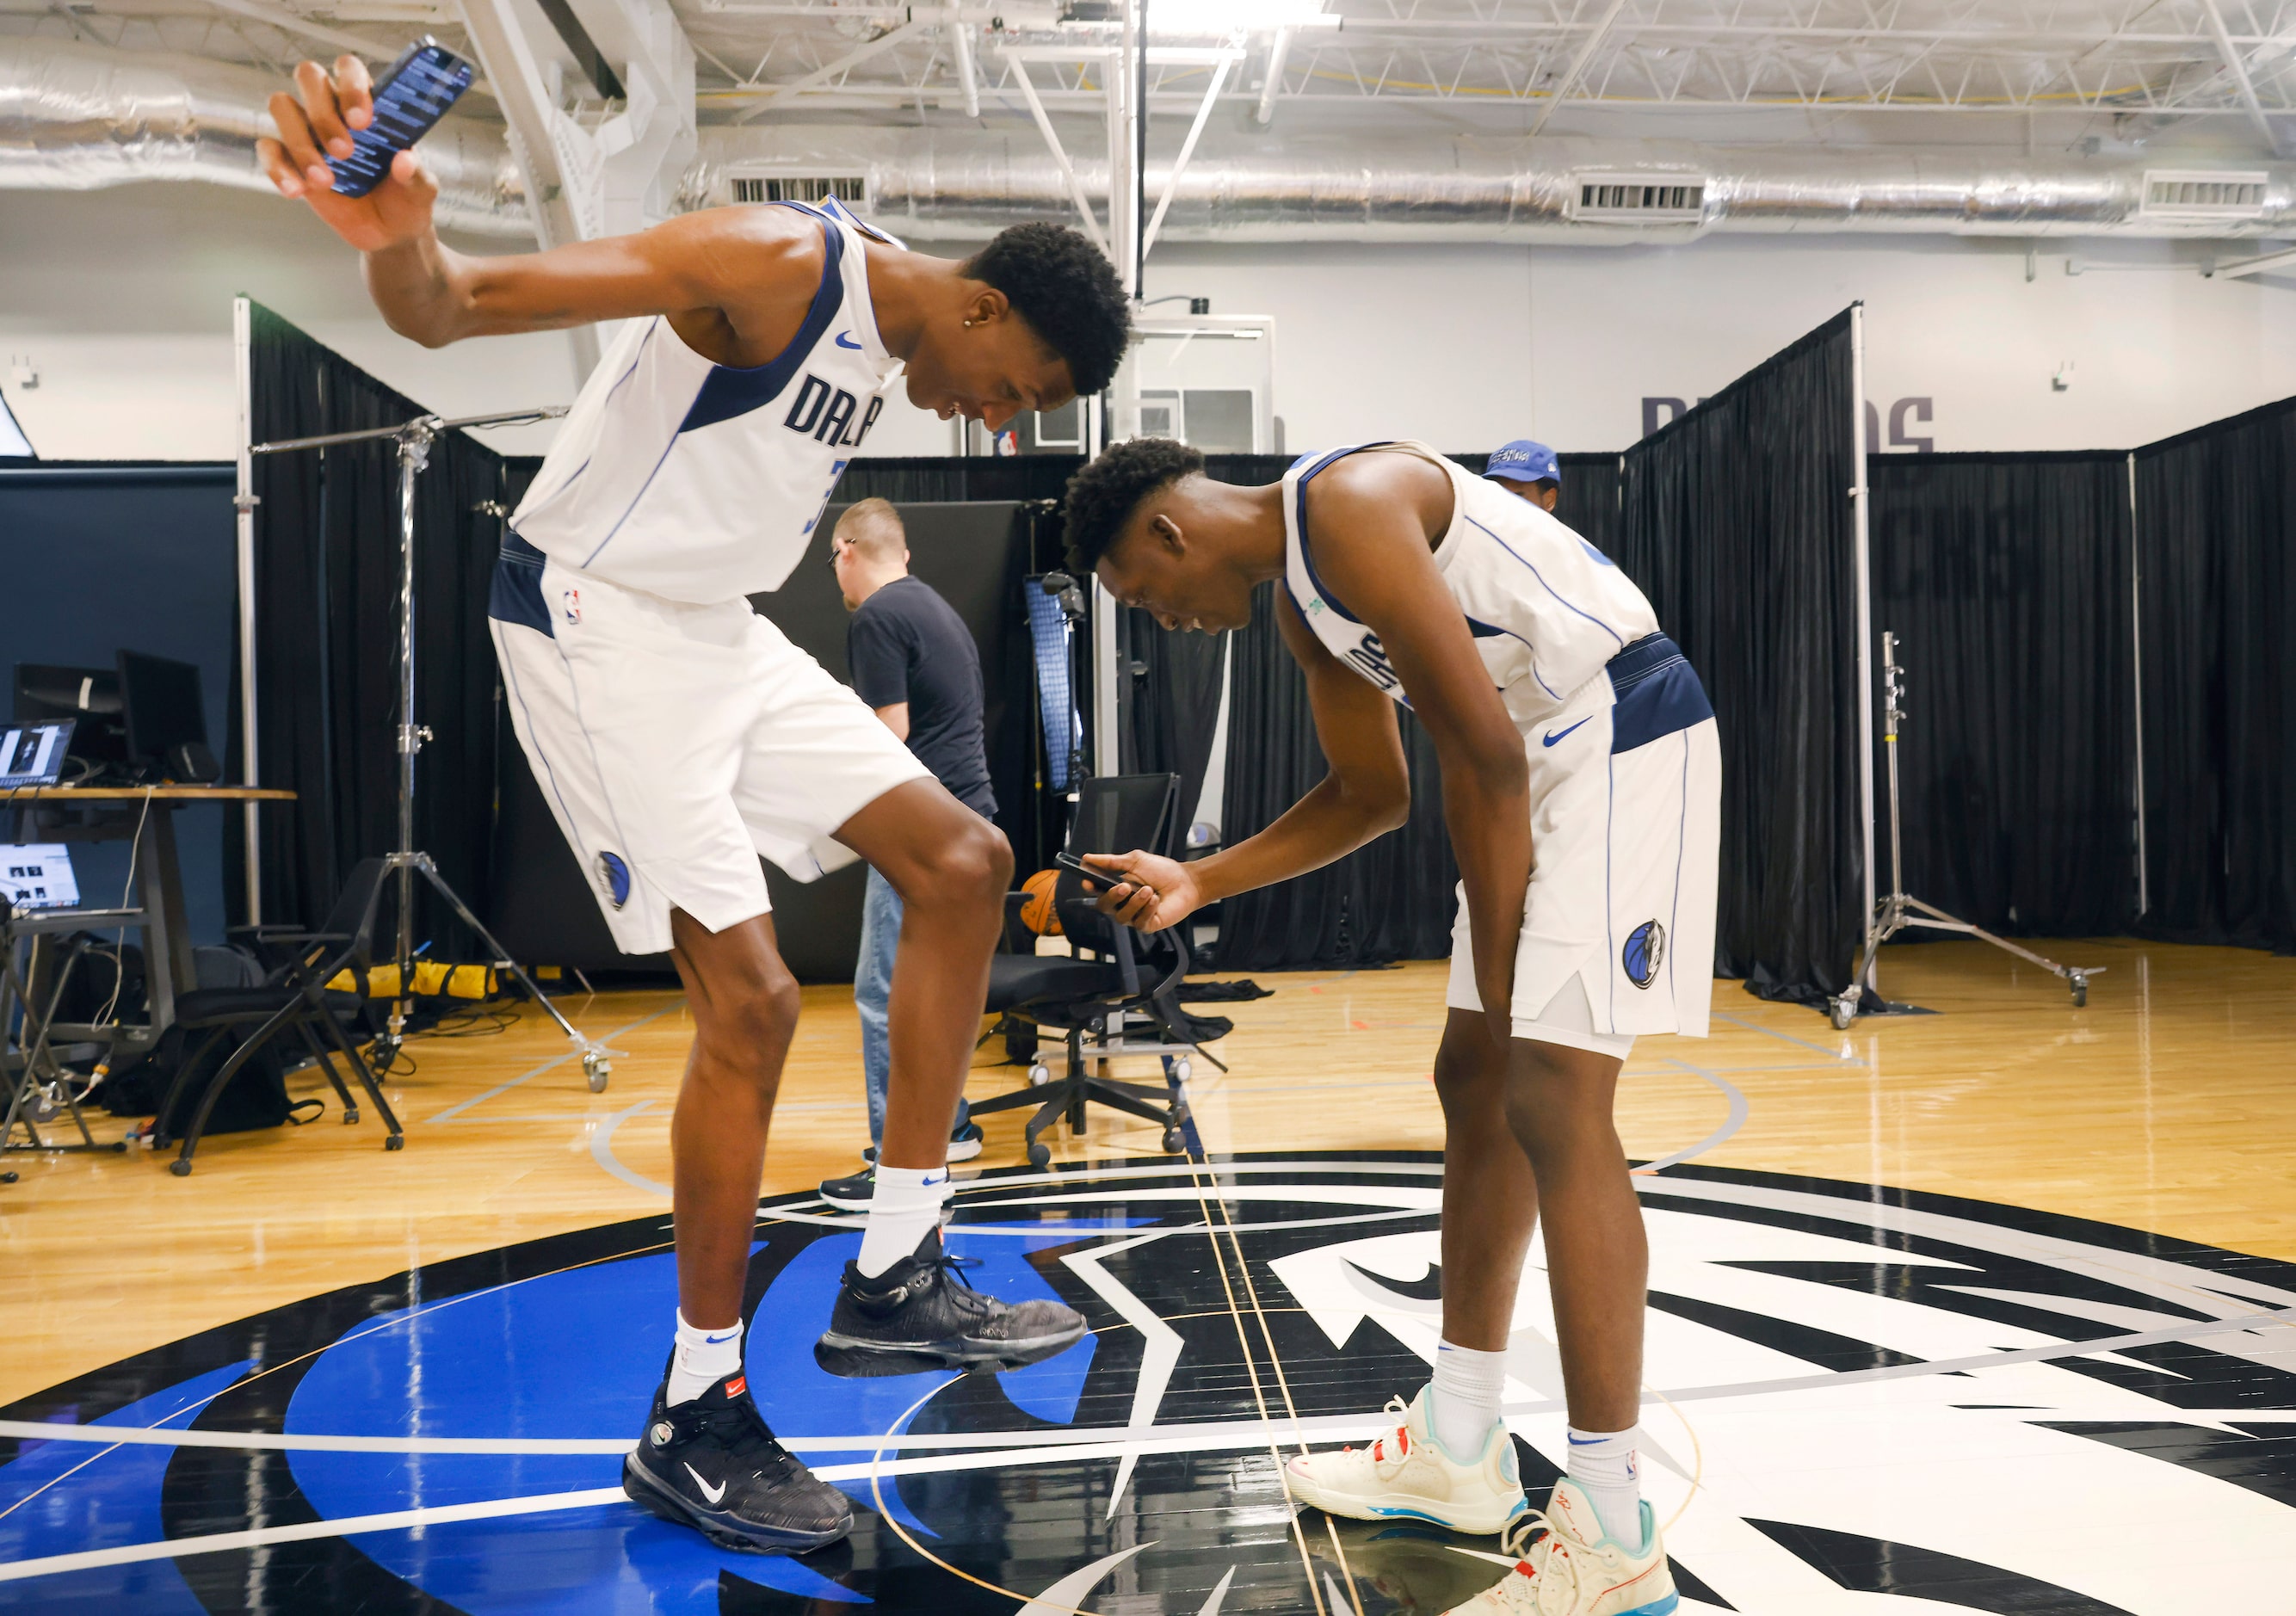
[0, 718, 75, 789]
[0, 843, 79, 910]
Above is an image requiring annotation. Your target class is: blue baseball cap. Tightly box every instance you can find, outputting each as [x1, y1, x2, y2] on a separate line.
[1484, 439, 1559, 484]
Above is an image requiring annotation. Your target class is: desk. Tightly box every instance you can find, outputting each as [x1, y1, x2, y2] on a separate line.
[3, 786, 296, 1055]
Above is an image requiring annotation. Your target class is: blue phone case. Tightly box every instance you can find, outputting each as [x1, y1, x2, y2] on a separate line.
[325, 38, 472, 197]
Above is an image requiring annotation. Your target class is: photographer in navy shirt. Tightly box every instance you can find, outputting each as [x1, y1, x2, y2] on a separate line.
[821, 499, 995, 1201]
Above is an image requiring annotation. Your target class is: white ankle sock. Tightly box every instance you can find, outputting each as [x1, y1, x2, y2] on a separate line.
[1428, 1339, 1508, 1457]
[857, 1164, 950, 1278]
[666, 1310, 744, 1406]
[1565, 1425, 1644, 1546]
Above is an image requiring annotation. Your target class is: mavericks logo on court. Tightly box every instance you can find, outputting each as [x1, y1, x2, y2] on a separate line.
[1624, 918, 1664, 987]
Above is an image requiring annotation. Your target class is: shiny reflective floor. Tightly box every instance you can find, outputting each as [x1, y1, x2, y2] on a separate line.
[4, 939, 2294, 1613]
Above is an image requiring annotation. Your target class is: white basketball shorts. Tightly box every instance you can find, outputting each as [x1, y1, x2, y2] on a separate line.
[487, 534, 930, 956]
[1446, 633, 1721, 1058]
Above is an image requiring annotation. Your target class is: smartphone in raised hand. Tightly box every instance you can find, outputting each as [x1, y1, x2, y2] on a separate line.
[327, 37, 473, 198]
[1052, 851, 1115, 888]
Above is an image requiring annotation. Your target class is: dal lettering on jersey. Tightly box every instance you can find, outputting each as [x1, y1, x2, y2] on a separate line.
[783, 374, 885, 448]
[1344, 634, 1402, 693]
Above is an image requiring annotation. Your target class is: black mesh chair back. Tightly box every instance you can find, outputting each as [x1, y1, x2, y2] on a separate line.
[1054, 774, 1179, 968]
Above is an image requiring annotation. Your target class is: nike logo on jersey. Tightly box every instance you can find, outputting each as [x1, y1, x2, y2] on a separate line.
[685, 1463, 727, 1503]
[785, 374, 883, 448]
[834, 330, 863, 350]
[1543, 718, 1592, 747]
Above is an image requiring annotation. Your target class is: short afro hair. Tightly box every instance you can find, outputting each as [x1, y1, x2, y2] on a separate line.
[964, 224, 1132, 397]
[1063, 437, 1203, 574]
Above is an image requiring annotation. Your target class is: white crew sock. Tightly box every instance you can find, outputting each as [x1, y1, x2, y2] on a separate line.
[1428, 1338, 1508, 1458]
[1565, 1425, 1645, 1547]
[666, 1310, 744, 1406]
[857, 1164, 950, 1278]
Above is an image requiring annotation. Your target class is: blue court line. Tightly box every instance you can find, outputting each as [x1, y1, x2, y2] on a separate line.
[424, 999, 686, 1124]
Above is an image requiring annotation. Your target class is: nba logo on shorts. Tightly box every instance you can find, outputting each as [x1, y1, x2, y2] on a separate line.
[563, 589, 582, 626]
[1623, 919, 1665, 988]
[596, 850, 631, 909]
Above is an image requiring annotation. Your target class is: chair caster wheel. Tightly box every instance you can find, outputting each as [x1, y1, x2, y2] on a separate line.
[1828, 995, 1855, 1031]
[583, 1051, 610, 1093]
[1162, 1127, 1187, 1154]
[1028, 1063, 1051, 1088]
[1027, 1140, 1051, 1169]
[1, 1169, 15, 1182]
[1172, 1057, 1192, 1082]
[343, 1108, 360, 1126]
[169, 1158, 192, 1177]
[385, 1135, 404, 1151]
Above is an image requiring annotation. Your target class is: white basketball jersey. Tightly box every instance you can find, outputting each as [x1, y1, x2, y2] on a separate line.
[1281, 441, 1661, 731]
[510, 200, 902, 605]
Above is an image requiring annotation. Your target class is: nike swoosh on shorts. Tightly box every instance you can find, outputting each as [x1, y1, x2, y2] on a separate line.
[1543, 717, 1593, 747]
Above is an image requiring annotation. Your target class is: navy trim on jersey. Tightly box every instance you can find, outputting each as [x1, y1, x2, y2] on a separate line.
[1607, 632, 1713, 754]
[677, 216, 846, 435]
[488, 531, 553, 638]
[1291, 442, 1393, 625]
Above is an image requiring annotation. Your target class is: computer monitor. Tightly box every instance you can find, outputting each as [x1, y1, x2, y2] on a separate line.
[14, 663, 127, 765]
[116, 651, 215, 780]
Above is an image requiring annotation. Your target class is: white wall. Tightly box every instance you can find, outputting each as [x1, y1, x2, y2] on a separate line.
[5, 183, 2292, 465]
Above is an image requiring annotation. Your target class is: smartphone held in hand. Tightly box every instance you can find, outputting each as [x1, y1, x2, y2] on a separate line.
[326, 37, 473, 197]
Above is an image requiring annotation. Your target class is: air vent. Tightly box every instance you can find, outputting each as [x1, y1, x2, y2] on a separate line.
[732, 174, 869, 207]
[1570, 175, 1707, 223]
[2141, 170, 2269, 220]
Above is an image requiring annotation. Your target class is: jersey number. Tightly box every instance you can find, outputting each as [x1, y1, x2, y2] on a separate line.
[803, 459, 850, 537]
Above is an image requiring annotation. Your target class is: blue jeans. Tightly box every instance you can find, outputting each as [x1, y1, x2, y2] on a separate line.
[856, 865, 970, 1150]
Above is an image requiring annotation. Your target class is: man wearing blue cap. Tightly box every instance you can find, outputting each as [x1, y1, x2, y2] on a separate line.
[1484, 438, 1561, 512]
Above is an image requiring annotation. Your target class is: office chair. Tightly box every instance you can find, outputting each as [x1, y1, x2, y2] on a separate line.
[971, 774, 1217, 1168]
[156, 858, 404, 1175]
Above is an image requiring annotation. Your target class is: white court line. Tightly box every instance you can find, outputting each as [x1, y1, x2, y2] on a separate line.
[1707, 1009, 1864, 1064]
[9, 1308, 2289, 1463]
[1635, 1059, 1750, 1175]
[589, 1098, 670, 1196]
[423, 1000, 684, 1124]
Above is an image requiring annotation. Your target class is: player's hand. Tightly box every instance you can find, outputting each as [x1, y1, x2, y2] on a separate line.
[258, 55, 440, 253]
[1081, 851, 1201, 934]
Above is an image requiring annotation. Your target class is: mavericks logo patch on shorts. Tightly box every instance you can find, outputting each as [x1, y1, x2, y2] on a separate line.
[1624, 919, 1665, 989]
[596, 851, 632, 909]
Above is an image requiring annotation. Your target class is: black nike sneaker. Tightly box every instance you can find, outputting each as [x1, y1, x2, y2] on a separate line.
[622, 1363, 854, 1553]
[815, 1227, 1088, 1372]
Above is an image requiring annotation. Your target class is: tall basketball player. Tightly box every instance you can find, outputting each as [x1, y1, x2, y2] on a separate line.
[1063, 440, 1719, 1616]
[262, 59, 1127, 1555]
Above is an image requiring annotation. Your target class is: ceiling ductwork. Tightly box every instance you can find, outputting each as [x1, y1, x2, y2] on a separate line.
[0, 41, 530, 238]
[699, 128, 2296, 244]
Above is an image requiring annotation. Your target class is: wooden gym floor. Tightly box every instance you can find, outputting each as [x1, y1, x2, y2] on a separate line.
[4, 935, 2290, 1409]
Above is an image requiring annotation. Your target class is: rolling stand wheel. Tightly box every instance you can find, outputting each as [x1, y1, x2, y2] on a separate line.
[1027, 1063, 1051, 1088]
[1171, 1057, 1192, 1082]
[344, 1107, 360, 1125]
[3, 1170, 18, 1183]
[385, 1135, 404, 1151]
[1161, 1126, 1187, 1155]
[1828, 993, 1856, 1031]
[1027, 1138, 1051, 1169]
[169, 1158, 192, 1177]
[584, 1050, 611, 1093]
[2067, 971, 2088, 1008]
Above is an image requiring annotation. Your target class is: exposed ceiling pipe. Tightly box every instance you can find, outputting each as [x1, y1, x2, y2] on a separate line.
[0, 41, 532, 238]
[694, 126, 2296, 242]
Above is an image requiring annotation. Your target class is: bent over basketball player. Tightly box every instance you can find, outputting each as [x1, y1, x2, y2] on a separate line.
[262, 59, 1126, 1555]
[1065, 440, 1719, 1616]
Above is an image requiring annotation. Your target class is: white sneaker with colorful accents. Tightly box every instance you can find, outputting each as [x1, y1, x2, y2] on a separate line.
[1441, 1477, 1676, 1615]
[1283, 1385, 1529, 1536]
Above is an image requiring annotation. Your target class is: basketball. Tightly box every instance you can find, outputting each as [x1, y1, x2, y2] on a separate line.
[1018, 867, 1063, 934]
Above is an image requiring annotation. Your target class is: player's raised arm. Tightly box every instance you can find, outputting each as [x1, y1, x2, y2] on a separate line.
[258, 56, 822, 353]
[1304, 455, 1533, 1049]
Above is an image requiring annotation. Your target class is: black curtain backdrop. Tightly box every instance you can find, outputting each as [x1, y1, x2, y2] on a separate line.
[1620, 309, 1861, 1003]
[231, 303, 513, 959]
[1867, 453, 2136, 937]
[1213, 582, 1460, 970]
[2132, 394, 2296, 952]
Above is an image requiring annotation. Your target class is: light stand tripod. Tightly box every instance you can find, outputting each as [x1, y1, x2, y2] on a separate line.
[251, 407, 614, 1091]
[1830, 632, 2101, 1030]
